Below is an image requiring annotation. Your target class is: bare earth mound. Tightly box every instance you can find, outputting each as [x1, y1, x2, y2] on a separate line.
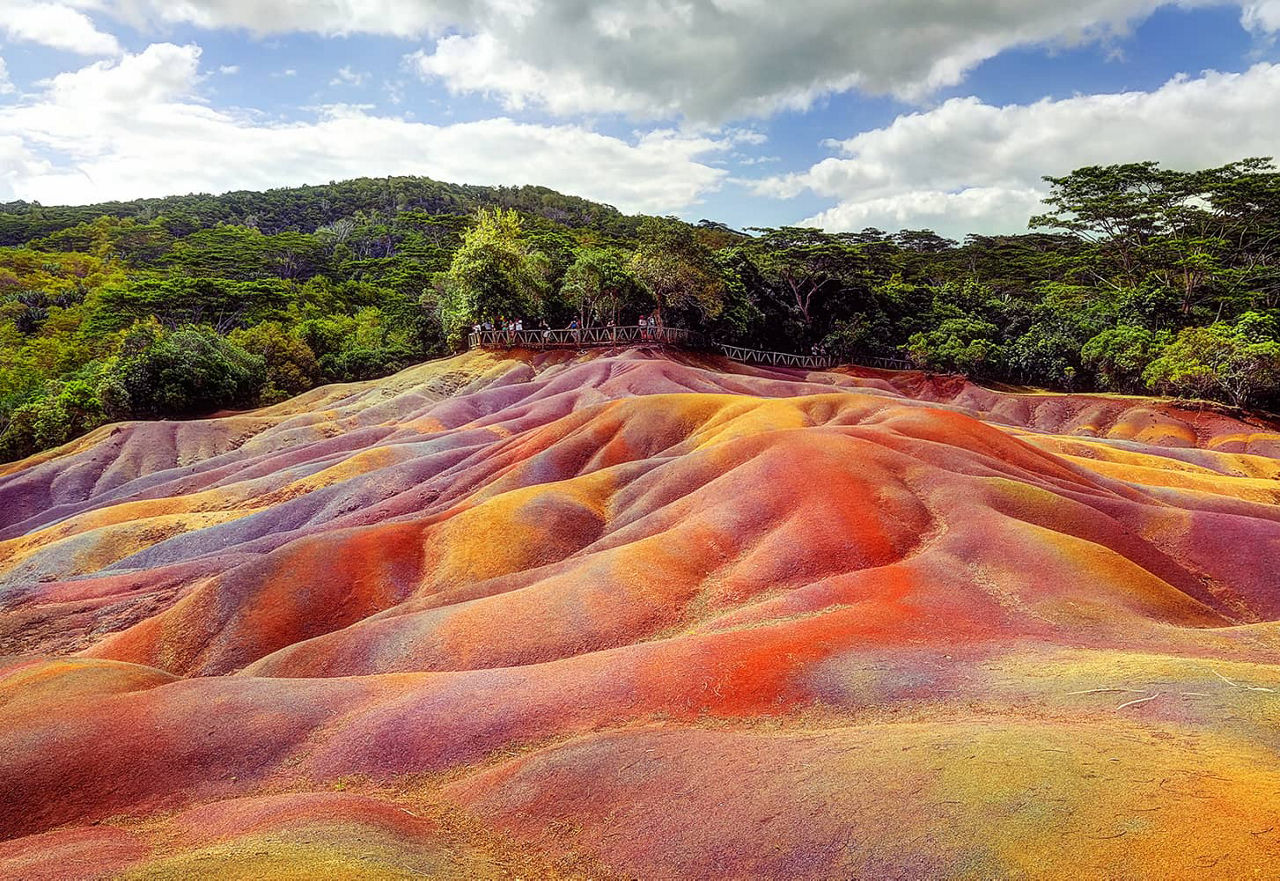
[2, 348, 1280, 879]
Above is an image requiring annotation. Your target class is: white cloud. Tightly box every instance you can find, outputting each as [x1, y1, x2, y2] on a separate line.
[0, 43, 731, 213]
[330, 66, 369, 87]
[1241, 0, 1280, 30]
[218, 64, 239, 75]
[0, 59, 14, 95]
[402, 0, 1212, 120]
[755, 63, 1280, 236]
[0, 1, 121, 55]
[406, 34, 659, 117]
[91, 0, 1280, 122]
[107, 0, 454, 37]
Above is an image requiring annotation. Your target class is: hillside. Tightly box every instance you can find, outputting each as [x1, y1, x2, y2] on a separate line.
[3, 159, 1279, 471]
[0, 176, 636, 244]
[3, 349, 1280, 878]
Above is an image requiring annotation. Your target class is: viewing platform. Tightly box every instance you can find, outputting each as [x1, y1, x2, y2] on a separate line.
[467, 325, 914, 372]
[468, 325, 702, 352]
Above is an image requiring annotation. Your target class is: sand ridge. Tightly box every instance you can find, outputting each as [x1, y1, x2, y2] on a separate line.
[1, 348, 1279, 879]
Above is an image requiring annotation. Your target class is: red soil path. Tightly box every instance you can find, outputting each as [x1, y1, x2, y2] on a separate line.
[2, 348, 1279, 878]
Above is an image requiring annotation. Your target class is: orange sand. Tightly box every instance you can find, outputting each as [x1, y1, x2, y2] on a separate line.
[2, 348, 1279, 879]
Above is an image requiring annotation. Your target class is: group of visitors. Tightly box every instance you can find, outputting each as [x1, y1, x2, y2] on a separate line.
[471, 312, 666, 344]
[638, 311, 664, 340]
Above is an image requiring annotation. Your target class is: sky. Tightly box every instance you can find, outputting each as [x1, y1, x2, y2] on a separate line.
[0, 1, 1279, 237]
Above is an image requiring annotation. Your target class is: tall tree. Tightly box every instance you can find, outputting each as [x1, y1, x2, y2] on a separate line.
[630, 217, 726, 323]
[747, 227, 869, 341]
[560, 248, 644, 327]
[438, 208, 547, 346]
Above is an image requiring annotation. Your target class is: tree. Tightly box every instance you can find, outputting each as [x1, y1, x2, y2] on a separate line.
[1031, 162, 1191, 289]
[1032, 159, 1280, 319]
[1082, 326, 1170, 392]
[630, 217, 725, 323]
[906, 318, 1004, 376]
[747, 227, 867, 334]
[438, 208, 547, 346]
[0, 372, 107, 462]
[1143, 313, 1280, 407]
[99, 322, 265, 419]
[560, 248, 644, 327]
[229, 322, 320, 403]
[89, 277, 291, 334]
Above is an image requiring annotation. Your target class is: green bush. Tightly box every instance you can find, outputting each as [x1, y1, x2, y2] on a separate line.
[99, 322, 265, 419]
[907, 318, 1004, 376]
[319, 346, 415, 382]
[1143, 314, 1280, 408]
[1082, 326, 1170, 392]
[229, 321, 320, 403]
[0, 371, 108, 461]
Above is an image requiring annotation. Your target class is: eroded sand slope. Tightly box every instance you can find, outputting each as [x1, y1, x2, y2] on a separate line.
[2, 348, 1279, 879]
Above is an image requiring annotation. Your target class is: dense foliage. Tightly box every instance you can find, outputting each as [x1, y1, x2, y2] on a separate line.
[3, 160, 1279, 462]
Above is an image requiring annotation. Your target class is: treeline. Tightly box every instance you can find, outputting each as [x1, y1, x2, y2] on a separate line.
[2, 160, 1279, 462]
[0, 176, 637, 243]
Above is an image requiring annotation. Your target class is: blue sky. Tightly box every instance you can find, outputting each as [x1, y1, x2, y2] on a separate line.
[1, 1, 1279, 236]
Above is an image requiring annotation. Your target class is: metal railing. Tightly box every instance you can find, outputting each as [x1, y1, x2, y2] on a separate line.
[466, 324, 917, 373]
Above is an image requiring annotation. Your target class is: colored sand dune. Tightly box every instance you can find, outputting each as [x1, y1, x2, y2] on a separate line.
[2, 348, 1280, 879]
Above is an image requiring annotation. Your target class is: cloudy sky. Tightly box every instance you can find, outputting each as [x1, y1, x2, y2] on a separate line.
[0, 1, 1278, 235]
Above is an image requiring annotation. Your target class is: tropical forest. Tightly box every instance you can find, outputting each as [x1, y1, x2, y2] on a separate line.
[3, 157, 1278, 464]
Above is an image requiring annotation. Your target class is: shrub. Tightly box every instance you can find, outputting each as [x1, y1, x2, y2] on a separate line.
[99, 322, 265, 419]
[229, 321, 320, 403]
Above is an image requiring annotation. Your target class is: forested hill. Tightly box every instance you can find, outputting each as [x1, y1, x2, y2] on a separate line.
[0, 176, 637, 244]
[2, 158, 1279, 464]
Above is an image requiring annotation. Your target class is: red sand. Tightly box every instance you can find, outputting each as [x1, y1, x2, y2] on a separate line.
[2, 348, 1279, 878]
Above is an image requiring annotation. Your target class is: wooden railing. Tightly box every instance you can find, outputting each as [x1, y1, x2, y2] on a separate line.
[466, 324, 917, 373]
[716, 344, 837, 370]
[863, 356, 916, 372]
[467, 325, 701, 350]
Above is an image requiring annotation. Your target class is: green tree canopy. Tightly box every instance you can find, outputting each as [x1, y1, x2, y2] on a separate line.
[228, 321, 320, 403]
[907, 317, 1004, 376]
[438, 208, 548, 345]
[99, 321, 265, 419]
[1082, 325, 1170, 392]
[560, 248, 645, 327]
[89, 276, 291, 334]
[1143, 313, 1280, 407]
[630, 217, 726, 323]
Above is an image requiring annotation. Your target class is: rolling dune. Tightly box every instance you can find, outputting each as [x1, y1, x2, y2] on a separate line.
[3, 348, 1280, 879]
